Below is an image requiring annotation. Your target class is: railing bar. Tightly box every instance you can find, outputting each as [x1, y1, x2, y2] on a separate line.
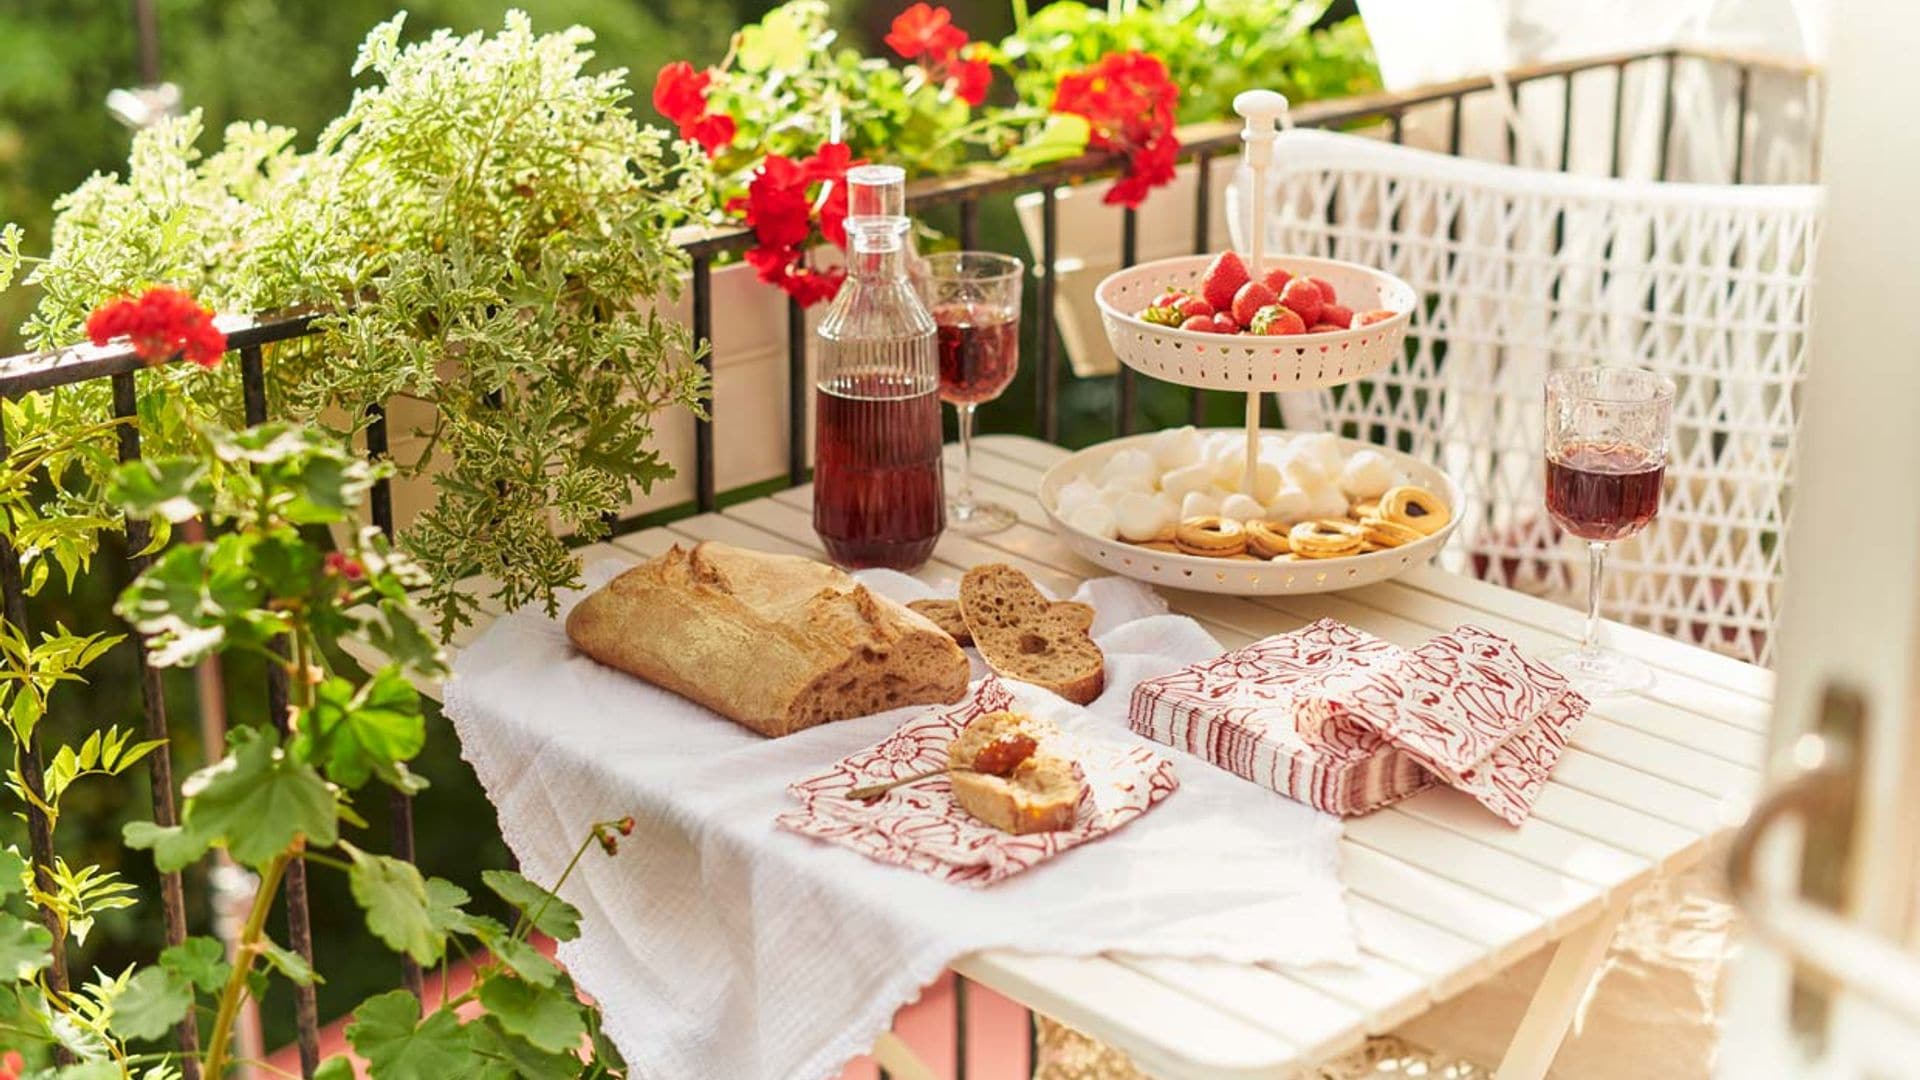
[1028, 1010, 1039, 1075]
[692, 256, 716, 513]
[1732, 64, 1752, 184]
[1611, 60, 1629, 179]
[1560, 73, 1576, 172]
[112, 371, 201, 1076]
[954, 975, 969, 1078]
[1036, 186, 1059, 444]
[1657, 51, 1678, 182]
[238, 344, 322, 1077]
[1388, 109, 1404, 145]
[958, 196, 979, 251]
[1116, 208, 1138, 437]
[0, 413, 69, 1011]
[362, 402, 425, 1000]
[1447, 92, 1464, 158]
[1188, 151, 1211, 427]
[787, 297, 807, 488]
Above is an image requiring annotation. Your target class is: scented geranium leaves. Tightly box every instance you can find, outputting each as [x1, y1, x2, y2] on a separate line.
[347, 847, 445, 967]
[108, 456, 214, 524]
[114, 534, 293, 668]
[171, 727, 338, 869]
[0, 912, 52, 981]
[297, 669, 427, 792]
[159, 936, 231, 994]
[110, 966, 194, 1042]
[482, 870, 582, 943]
[477, 975, 588, 1055]
[348, 991, 470, 1080]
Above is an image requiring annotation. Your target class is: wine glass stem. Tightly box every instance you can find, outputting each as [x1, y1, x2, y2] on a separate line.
[1584, 540, 1607, 652]
[957, 401, 978, 508]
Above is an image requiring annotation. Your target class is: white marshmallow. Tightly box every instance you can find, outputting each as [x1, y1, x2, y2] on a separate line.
[1153, 491, 1182, 519]
[1180, 490, 1222, 520]
[1159, 460, 1215, 499]
[1056, 478, 1101, 514]
[1100, 448, 1156, 487]
[1295, 432, 1346, 473]
[1100, 472, 1155, 498]
[1306, 482, 1351, 521]
[1219, 493, 1265, 523]
[1209, 452, 1284, 503]
[1067, 502, 1118, 540]
[1203, 432, 1242, 467]
[1339, 449, 1396, 499]
[1148, 425, 1203, 470]
[1279, 449, 1330, 490]
[1264, 486, 1312, 524]
[1114, 491, 1172, 541]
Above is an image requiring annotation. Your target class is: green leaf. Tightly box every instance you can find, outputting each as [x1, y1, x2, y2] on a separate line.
[0, 847, 28, 899]
[109, 457, 213, 523]
[259, 937, 319, 987]
[111, 966, 193, 1041]
[0, 912, 53, 981]
[477, 975, 586, 1055]
[160, 935, 231, 994]
[347, 991, 470, 1080]
[122, 821, 212, 874]
[468, 1014, 581, 1080]
[313, 1057, 357, 1080]
[735, 3, 816, 72]
[54, 1064, 121, 1080]
[294, 669, 426, 791]
[1000, 113, 1093, 170]
[487, 935, 562, 989]
[349, 849, 444, 966]
[180, 726, 338, 868]
[482, 870, 580, 943]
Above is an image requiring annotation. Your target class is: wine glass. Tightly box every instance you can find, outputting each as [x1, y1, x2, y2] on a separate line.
[1543, 367, 1676, 695]
[920, 251, 1023, 535]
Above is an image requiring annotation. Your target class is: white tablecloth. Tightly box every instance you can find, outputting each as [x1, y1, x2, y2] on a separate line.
[445, 561, 1353, 1080]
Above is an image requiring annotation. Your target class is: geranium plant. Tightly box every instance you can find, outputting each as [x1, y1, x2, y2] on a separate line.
[655, 0, 1377, 304]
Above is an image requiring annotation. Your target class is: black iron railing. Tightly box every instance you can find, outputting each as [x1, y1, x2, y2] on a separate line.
[0, 44, 1818, 1075]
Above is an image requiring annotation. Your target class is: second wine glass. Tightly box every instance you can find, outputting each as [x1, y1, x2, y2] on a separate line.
[921, 251, 1023, 535]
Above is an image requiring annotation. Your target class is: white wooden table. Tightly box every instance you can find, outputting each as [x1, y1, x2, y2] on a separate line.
[407, 434, 1770, 1080]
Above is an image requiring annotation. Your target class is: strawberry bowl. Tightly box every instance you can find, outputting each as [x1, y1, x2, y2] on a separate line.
[1095, 253, 1416, 391]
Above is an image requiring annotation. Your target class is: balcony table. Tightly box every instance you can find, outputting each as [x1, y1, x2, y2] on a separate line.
[381, 434, 1769, 1080]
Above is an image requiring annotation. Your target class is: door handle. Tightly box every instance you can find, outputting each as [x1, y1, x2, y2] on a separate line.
[1727, 755, 1920, 1027]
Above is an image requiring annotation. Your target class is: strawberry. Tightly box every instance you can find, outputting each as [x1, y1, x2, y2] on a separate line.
[1319, 302, 1354, 329]
[1260, 266, 1293, 294]
[1152, 289, 1193, 309]
[1249, 304, 1306, 335]
[1211, 312, 1241, 334]
[1230, 280, 1277, 326]
[1278, 277, 1323, 325]
[1178, 314, 1218, 333]
[1308, 323, 1344, 333]
[1309, 276, 1338, 304]
[1353, 308, 1396, 327]
[1199, 251, 1250, 313]
[1177, 295, 1214, 319]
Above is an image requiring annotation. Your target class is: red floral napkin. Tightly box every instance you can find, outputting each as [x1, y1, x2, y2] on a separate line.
[778, 677, 1178, 887]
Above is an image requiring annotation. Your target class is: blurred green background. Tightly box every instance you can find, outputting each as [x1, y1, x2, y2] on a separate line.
[0, 0, 1360, 1052]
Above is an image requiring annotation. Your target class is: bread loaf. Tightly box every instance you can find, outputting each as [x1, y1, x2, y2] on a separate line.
[908, 597, 1094, 647]
[565, 542, 970, 737]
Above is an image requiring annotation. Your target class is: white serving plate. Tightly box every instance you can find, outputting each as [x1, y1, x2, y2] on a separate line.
[1039, 429, 1462, 596]
[1095, 253, 1416, 391]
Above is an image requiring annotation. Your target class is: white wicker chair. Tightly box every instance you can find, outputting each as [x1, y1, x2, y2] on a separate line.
[1231, 128, 1821, 665]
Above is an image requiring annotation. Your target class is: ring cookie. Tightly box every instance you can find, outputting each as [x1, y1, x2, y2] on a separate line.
[1358, 516, 1424, 549]
[1378, 485, 1450, 535]
[1244, 520, 1293, 560]
[1174, 515, 1247, 558]
[1289, 519, 1366, 558]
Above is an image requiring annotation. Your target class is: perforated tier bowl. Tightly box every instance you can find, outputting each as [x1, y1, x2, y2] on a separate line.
[1095, 254, 1416, 390]
[1039, 430, 1462, 596]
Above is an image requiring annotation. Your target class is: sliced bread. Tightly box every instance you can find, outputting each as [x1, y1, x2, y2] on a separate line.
[909, 597, 1095, 647]
[948, 711, 1081, 835]
[958, 564, 1105, 705]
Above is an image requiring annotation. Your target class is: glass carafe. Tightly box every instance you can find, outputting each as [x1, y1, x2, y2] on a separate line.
[812, 165, 945, 570]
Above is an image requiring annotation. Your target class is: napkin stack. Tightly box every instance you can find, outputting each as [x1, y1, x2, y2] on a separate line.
[1129, 619, 1590, 824]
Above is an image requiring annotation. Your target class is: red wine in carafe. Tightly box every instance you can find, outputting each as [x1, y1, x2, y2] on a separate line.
[1546, 441, 1664, 542]
[933, 303, 1020, 405]
[814, 374, 945, 570]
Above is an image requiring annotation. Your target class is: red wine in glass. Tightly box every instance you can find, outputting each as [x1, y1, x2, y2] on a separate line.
[813, 375, 945, 570]
[932, 302, 1019, 405]
[1546, 441, 1665, 542]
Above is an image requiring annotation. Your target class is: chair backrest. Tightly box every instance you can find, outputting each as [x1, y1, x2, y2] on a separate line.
[1233, 129, 1821, 666]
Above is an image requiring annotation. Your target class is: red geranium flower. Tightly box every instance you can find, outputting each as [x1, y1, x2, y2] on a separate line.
[652, 61, 734, 156]
[949, 48, 993, 108]
[1051, 51, 1181, 208]
[734, 143, 863, 306]
[86, 286, 226, 368]
[885, 3, 967, 61]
